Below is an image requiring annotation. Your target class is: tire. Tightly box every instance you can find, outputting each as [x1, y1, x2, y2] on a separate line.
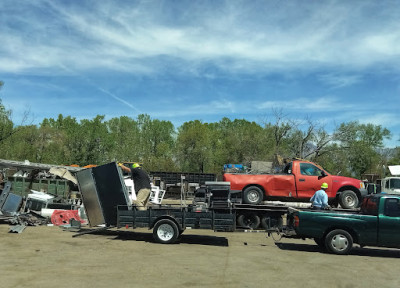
[339, 190, 359, 209]
[325, 229, 353, 255]
[153, 219, 179, 244]
[237, 214, 261, 229]
[260, 215, 271, 229]
[243, 186, 263, 205]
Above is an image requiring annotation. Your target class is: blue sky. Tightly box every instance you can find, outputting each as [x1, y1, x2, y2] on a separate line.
[1, 0, 399, 147]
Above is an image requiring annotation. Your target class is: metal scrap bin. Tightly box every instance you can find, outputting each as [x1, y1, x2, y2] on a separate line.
[6, 176, 70, 198]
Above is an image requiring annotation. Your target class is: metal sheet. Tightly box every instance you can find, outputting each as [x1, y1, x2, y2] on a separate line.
[0, 182, 23, 215]
[77, 162, 130, 227]
[1, 194, 23, 215]
[76, 168, 105, 227]
[0, 182, 12, 205]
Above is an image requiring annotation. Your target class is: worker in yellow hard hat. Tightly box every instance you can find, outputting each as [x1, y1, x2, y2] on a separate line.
[310, 182, 329, 210]
[118, 162, 151, 211]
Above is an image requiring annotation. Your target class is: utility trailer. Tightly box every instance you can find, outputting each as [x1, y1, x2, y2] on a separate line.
[117, 206, 236, 244]
[75, 162, 288, 244]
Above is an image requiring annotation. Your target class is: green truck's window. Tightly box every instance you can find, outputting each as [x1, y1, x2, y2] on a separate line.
[384, 198, 400, 217]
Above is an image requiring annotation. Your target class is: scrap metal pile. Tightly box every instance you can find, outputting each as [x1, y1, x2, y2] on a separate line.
[0, 159, 87, 233]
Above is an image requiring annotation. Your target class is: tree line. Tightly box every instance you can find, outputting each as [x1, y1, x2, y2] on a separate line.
[0, 87, 399, 179]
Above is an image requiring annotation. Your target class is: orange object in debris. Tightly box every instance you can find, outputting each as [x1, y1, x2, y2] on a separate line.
[51, 210, 84, 226]
[83, 164, 97, 168]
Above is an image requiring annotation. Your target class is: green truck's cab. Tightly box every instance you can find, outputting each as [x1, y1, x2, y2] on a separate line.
[287, 194, 400, 255]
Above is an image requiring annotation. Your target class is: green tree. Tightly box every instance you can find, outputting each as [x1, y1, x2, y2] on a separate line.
[176, 120, 211, 172]
[136, 114, 176, 171]
[0, 99, 13, 145]
[213, 118, 272, 164]
[41, 114, 112, 166]
[334, 121, 391, 178]
[1, 125, 40, 161]
[79, 115, 112, 165]
[106, 116, 141, 162]
[41, 115, 83, 165]
[0, 82, 14, 148]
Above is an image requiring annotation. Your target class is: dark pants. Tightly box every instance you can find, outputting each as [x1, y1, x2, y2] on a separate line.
[311, 206, 322, 210]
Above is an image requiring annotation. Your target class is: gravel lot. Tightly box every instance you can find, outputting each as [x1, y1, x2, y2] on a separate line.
[1, 223, 400, 288]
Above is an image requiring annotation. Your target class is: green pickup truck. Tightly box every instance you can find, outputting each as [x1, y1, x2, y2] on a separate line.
[286, 193, 400, 255]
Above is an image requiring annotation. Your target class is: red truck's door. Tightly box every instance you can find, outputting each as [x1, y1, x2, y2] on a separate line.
[294, 162, 333, 199]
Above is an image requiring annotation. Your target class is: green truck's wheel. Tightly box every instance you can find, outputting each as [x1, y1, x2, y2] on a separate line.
[325, 229, 353, 255]
[153, 219, 179, 244]
[339, 190, 359, 209]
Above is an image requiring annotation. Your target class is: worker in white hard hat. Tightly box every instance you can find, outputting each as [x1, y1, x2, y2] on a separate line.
[310, 182, 329, 210]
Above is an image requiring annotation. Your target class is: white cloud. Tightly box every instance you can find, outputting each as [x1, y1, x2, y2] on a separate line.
[0, 0, 399, 146]
[318, 74, 363, 88]
[358, 113, 400, 129]
[257, 97, 354, 112]
[1, 1, 400, 76]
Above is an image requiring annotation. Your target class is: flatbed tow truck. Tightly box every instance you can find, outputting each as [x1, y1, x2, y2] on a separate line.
[74, 162, 289, 244]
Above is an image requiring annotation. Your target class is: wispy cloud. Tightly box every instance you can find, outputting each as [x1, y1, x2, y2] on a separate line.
[257, 97, 354, 112]
[1, 1, 400, 76]
[1, 0, 400, 148]
[318, 74, 363, 88]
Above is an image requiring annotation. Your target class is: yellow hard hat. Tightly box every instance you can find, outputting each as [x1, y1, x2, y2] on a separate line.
[321, 182, 328, 189]
[132, 163, 140, 168]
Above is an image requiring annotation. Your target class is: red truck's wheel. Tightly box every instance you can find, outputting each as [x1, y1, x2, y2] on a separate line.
[325, 229, 353, 255]
[339, 190, 359, 209]
[243, 186, 263, 205]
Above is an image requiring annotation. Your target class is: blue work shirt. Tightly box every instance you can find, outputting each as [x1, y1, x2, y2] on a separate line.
[310, 189, 328, 208]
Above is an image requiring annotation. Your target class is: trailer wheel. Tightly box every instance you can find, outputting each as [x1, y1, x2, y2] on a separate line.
[339, 190, 359, 209]
[153, 219, 179, 244]
[325, 229, 353, 255]
[237, 214, 260, 229]
[243, 186, 263, 205]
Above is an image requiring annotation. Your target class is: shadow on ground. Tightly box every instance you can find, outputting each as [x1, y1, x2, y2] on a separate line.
[275, 241, 400, 258]
[73, 228, 229, 247]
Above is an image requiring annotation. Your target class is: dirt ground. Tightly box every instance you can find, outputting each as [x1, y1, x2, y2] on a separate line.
[1, 223, 400, 288]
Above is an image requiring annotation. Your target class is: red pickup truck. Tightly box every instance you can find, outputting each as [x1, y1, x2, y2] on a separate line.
[223, 160, 368, 209]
